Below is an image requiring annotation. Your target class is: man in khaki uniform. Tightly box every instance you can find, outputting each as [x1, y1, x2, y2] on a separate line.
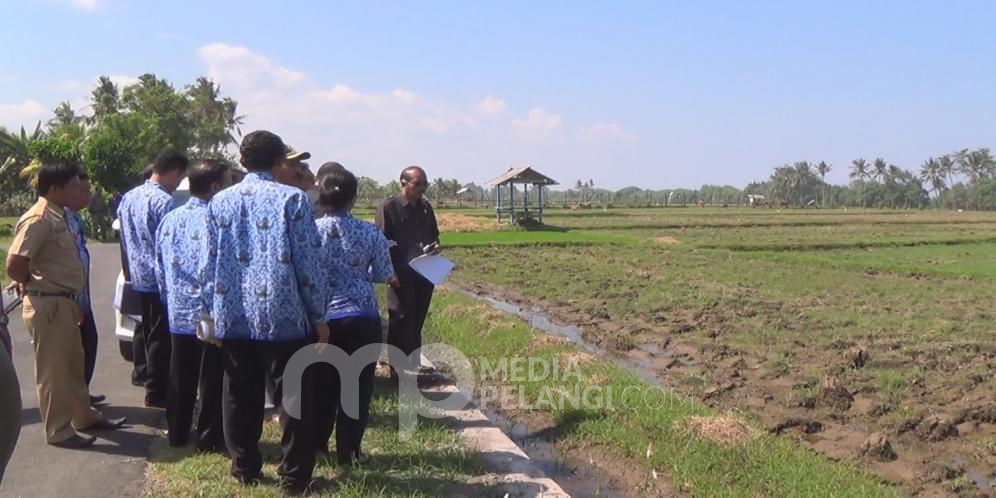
[5, 160, 125, 449]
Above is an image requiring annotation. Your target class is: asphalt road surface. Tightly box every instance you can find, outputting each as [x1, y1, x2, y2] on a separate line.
[2, 243, 161, 497]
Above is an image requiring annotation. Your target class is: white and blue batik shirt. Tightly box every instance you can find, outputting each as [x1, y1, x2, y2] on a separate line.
[66, 209, 91, 311]
[155, 197, 212, 335]
[201, 171, 329, 341]
[118, 180, 176, 293]
[316, 212, 394, 321]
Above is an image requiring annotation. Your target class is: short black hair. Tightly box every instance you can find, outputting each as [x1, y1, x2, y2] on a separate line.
[78, 172, 90, 181]
[316, 162, 345, 185]
[400, 165, 425, 185]
[37, 160, 82, 196]
[240, 130, 285, 171]
[188, 159, 230, 196]
[318, 167, 358, 211]
[142, 163, 154, 180]
[153, 148, 190, 175]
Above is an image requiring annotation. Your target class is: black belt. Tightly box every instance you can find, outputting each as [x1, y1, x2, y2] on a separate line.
[24, 290, 78, 300]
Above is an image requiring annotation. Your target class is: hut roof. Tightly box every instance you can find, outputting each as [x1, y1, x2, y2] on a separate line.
[486, 166, 558, 187]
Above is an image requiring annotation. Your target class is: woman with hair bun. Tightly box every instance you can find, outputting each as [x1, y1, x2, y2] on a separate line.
[312, 166, 397, 465]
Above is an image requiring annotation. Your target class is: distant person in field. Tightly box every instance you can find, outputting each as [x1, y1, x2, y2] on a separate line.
[118, 150, 189, 408]
[376, 165, 441, 375]
[155, 159, 232, 451]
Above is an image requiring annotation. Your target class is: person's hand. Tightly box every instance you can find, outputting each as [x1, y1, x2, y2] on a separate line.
[431, 243, 443, 255]
[4, 281, 23, 297]
[388, 275, 400, 290]
[313, 322, 330, 348]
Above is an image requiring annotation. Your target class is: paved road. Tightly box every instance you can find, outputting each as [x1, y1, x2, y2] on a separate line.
[2, 243, 161, 497]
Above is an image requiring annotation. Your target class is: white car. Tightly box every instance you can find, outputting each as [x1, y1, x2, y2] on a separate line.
[111, 178, 191, 361]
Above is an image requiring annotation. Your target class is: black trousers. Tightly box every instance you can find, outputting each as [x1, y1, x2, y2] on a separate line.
[139, 293, 171, 404]
[221, 337, 315, 486]
[80, 309, 98, 386]
[132, 327, 147, 385]
[166, 334, 223, 450]
[314, 316, 381, 460]
[387, 270, 434, 366]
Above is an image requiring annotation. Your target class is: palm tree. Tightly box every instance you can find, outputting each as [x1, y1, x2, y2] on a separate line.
[0, 122, 44, 193]
[938, 154, 957, 189]
[919, 157, 945, 202]
[90, 76, 120, 124]
[957, 148, 996, 183]
[850, 158, 869, 181]
[48, 101, 80, 132]
[816, 161, 831, 206]
[872, 158, 888, 182]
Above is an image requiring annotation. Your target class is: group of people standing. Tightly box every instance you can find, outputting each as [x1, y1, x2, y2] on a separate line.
[1, 128, 442, 494]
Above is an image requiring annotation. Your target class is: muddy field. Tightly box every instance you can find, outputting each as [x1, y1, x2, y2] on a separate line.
[443, 207, 996, 496]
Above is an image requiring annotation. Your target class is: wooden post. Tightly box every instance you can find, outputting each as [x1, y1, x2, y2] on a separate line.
[509, 183, 515, 223]
[538, 184, 544, 224]
[523, 183, 529, 220]
[495, 185, 501, 222]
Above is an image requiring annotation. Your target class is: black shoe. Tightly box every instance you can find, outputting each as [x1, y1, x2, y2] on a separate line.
[51, 434, 97, 449]
[233, 473, 261, 486]
[89, 394, 106, 405]
[145, 399, 167, 410]
[279, 479, 315, 495]
[84, 417, 127, 431]
[131, 375, 148, 387]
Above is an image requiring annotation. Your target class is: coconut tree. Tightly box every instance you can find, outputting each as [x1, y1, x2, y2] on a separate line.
[90, 76, 120, 124]
[919, 157, 945, 203]
[849, 158, 869, 181]
[816, 160, 831, 206]
[0, 122, 44, 193]
[872, 158, 888, 182]
[957, 148, 996, 183]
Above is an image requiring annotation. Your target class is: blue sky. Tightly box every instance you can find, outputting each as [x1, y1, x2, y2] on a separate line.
[3, 0, 996, 189]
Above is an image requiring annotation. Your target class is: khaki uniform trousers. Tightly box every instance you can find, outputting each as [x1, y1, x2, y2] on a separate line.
[22, 296, 102, 443]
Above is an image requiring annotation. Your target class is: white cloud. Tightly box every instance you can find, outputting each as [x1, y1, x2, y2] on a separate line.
[186, 42, 637, 185]
[512, 107, 563, 135]
[0, 100, 49, 132]
[108, 74, 141, 89]
[69, 0, 103, 11]
[581, 122, 639, 144]
[474, 95, 506, 116]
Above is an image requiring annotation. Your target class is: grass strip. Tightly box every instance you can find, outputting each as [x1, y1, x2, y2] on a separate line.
[145, 378, 490, 497]
[441, 230, 638, 247]
[425, 290, 898, 497]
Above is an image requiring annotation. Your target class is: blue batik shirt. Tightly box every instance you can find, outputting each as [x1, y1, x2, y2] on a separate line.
[202, 171, 329, 341]
[316, 212, 394, 321]
[65, 209, 91, 311]
[119, 180, 176, 293]
[155, 197, 212, 335]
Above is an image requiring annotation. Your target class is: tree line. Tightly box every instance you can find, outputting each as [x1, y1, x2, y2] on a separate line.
[0, 74, 243, 218]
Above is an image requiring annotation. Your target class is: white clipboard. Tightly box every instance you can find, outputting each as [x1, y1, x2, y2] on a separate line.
[408, 254, 455, 285]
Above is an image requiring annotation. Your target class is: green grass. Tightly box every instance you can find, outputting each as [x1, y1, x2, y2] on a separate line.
[146, 379, 491, 497]
[425, 290, 896, 497]
[440, 229, 638, 247]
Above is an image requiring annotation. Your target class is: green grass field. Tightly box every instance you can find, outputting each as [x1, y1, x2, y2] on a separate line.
[439, 206, 996, 495]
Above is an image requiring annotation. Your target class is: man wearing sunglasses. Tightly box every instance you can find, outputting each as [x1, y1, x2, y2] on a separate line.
[375, 166, 441, 377]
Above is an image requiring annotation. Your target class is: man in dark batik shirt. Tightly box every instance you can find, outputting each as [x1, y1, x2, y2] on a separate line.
[376, 166, 441, 373]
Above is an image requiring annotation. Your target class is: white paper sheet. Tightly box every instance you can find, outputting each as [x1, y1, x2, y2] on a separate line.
[408, 254, 455, 285]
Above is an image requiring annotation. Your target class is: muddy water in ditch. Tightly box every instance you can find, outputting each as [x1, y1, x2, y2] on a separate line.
[454, 290, 679, 497]
[465, 291, 670, 388]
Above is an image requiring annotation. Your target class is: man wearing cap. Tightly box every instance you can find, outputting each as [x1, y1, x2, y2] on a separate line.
[6, 159, 125, 449]
[203, 131, 329, 492]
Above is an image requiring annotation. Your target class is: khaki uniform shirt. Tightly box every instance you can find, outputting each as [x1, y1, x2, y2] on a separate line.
[9, 197, 86, 294]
